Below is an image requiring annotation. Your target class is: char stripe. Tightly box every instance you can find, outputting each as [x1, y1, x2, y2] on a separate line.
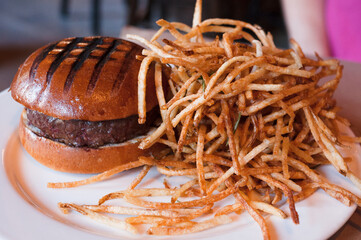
[86, 39, 122, 95]
[112, 45, 140, 94]
[63, 37, 103, 93]
[46, 37, 82, 85]
[29, 43, 58, 82]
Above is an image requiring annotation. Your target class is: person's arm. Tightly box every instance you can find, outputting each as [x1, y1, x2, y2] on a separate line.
[281, 0, 330, 57]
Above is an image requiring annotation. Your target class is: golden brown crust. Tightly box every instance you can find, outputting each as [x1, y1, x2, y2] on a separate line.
[19, 111, 159, 174]
[11, 37, 158, 121]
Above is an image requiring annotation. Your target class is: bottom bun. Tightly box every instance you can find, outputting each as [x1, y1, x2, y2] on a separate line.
[19, 112, 159, 174]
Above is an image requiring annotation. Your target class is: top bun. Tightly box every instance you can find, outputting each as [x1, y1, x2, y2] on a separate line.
[11, 37, 158, 121]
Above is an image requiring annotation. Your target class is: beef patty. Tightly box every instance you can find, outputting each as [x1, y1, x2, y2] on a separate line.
[25, 107, 159, 148]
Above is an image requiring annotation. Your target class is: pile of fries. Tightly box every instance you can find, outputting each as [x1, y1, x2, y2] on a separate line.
[50, 1, 361, 239]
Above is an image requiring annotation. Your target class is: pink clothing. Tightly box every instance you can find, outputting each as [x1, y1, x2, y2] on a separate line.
[326, 0, 361, 62]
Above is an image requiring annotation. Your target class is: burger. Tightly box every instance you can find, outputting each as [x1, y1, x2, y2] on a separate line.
[11, 36, 162, 174]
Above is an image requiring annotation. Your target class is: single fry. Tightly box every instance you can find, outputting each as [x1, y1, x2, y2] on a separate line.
[59, 203, 138, 234]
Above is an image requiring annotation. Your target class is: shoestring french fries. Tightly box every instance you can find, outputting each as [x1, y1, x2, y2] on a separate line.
[51, 0, 361, 239]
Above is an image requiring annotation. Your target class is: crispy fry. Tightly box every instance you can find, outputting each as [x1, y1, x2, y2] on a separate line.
[128, 165, 151, 190]
[304, 107, 348, 173]
[157, 165, 212, 176]
[126, 215, 164, 225]
[221, 100, 241, 174]
[239, 138, 275, 166]
[273, 117, 283, 156]
[281, 137, 290, 179]
[192, 0, 202, 28]
[245, 83, 314, 115]
[155, 204, 213, 226]
[48, 161, 143, 188]
[176, 114, 193, 159]
[207, 167, 235, 195]
[270, 173, 302, 192]
[59, 203, 138, 234]
[250, 201, 287, 218]
[124, 187, 236, 209]
[83, 205, 179, 217]
[99, 188, 176, 205]
[255, 174, 299, 224]
[289, 142, 315, 163]
[196, 124, 207, 194]
[171, 179, 197, 203]
[137, 56, 155, 124]
[148, 215, 231, 235]
[215, 202, 244, 216]
[234, 191, 270, 240]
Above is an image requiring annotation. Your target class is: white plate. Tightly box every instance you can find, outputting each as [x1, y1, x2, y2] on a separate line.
[0, 89, 360, 240]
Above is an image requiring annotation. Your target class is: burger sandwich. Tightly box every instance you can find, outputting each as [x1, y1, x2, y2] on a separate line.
[11, 36, 162, 174]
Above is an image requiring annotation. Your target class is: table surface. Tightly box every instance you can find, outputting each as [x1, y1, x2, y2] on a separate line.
[0, 32, 360, 239]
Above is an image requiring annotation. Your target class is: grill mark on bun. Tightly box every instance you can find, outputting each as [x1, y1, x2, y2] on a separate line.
[29, 43, 58, 82]
[46, 37, 82, 86]
[86, 39, 122, 95]
[112, 44, 140, 94]
[63, 37, 103, 93]
[11, 37, 160, 121]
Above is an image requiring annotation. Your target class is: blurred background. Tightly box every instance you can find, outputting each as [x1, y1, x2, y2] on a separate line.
[0, 0, 288, 90]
